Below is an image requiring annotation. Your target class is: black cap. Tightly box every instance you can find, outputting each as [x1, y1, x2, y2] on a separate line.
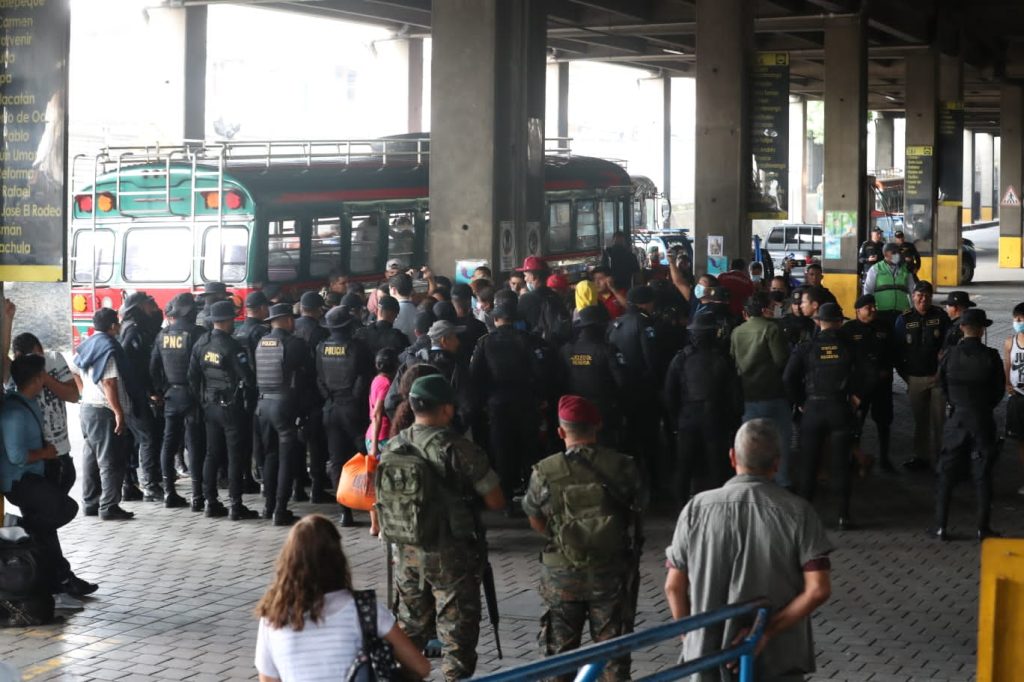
[414, 310, 435, 334]
[814, 302, 844, 322]
[433, 300, 457, 323]
[120, 292, 149, 316]
[688, 311, 718, 331]
[576, 305, 609, 328]
[300, 291, 325, 309]
[245, 291, 269, 309]
[93, 307, 119, 332]
[913, 280, 933, 294]
[266, 303, 295, 322]
[378, 295, 400, 313]
[959, 308, 992, 328]
[207, 300, 238, 323]
[204, 281, 229, 296]
[854, 293, 876, 309]
[167, 293, 196, 318]
[894, 230, 905, 238]
[340, 292, 364, 310]
[493, 303, 518, 321]
[871, 226, 883, 233]
[325, 306, 357, 329]
[627, 285, 655, 306]
[941, 290, 975, 309]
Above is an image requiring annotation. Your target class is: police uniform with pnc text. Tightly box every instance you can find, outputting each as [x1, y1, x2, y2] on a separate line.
[293, 291, 332, 504]
[234, 290, 271, 490]
[187, 299, 260, 521]
[375, 374, 505, 682]
[523, 395, 642, 682]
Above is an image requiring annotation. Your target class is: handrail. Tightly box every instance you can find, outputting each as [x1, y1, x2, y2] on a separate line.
[471, 598, 771, 682]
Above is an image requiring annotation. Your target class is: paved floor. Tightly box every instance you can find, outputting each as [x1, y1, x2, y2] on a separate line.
[2, 249, 1022, 681]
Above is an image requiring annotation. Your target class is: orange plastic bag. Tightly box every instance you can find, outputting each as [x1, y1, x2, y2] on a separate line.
[337, 453, 378, 511]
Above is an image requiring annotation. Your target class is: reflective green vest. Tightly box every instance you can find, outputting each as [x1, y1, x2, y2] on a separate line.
[873, 262, 910, 312]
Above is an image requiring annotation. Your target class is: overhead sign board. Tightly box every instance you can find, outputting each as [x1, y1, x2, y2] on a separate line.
[748, 52, 790, 220]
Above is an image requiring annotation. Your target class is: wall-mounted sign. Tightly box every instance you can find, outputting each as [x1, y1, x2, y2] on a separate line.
[748, 52, 790, 220]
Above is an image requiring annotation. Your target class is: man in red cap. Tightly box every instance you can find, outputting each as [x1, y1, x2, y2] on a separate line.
[522, 395, 642, 681]
[517, 256, 571, 346]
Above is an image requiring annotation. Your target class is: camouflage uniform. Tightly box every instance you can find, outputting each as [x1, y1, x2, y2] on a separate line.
[388, 423, 500, 681]
[523, 445, 641, 682]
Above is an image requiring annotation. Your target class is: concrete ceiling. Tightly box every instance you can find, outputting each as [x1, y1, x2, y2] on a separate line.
[169, 0, 1024, 133]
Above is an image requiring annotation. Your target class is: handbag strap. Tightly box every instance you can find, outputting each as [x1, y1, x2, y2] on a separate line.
[352, 589, 378, 645]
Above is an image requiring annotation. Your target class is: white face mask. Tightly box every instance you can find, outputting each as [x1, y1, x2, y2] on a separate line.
[889, 253, 901, 265]
[751, 275, 763, 283]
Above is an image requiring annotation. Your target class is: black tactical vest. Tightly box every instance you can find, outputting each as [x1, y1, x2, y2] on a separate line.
[944, 345, 991, 408]
[805, 333, 852, 399]
[199, 334, 236, 402]
[255, 336, 287, 393]
[159, 329, 192, 386]
[319, 339, 353, 398]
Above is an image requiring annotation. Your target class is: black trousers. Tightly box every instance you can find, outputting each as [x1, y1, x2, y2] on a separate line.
[799, 398, 854, 518]
[6, 473, 77, 592]
[623, 400, 662, 496]
[674, 411, 733, 506]
[203, 402, 246, 503]
[488, 397, 539, 500]
[127, 407, 162, 486]
[936, 411, 997, 530]
[44, 454, 76, 497]
[257, 397, 299, 512]
[323, 400, 367, 491]
[159, 388, 205, 489]
[299, 403, 330, 491]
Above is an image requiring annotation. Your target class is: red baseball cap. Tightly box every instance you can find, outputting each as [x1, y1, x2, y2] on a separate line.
[517, 255, 548, 272]
[546, 273, 570, 293]
[557, 395, 602, 426]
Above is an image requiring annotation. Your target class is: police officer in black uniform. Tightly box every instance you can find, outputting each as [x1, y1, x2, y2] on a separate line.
[354, 295, 410, 356]
[119, 292, 163, 502]
[664, 311, 744, 507]
[784, 302, 873, 530]
[558, 305, 627, 445]
[780, 287, 816, 350]
[234, 291, 271, 490]
[292, 291, 330, 502]
[255, 303, 313, 526]
[842, 294, 897, 471]
[451, 283, 488, 362]
[150, 293, 207, 509]
[940, 290, 975, 351]
[930, 309, 1005, 541]
[858, 226, 885, 275]
[188, 300, 259, 520]
[316, 306, 375, 527]
[199, 281, 232, 329]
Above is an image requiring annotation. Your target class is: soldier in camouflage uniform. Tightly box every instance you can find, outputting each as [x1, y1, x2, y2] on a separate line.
[523, 395, 642, 682]
[376, 375, 506, 681]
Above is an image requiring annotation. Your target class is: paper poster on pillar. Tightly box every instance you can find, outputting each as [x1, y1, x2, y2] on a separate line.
[0, 0, 70, 282]
[747, 52, 790, 220]
[707, 235, 726, 275]
[904, 146, 935, 242]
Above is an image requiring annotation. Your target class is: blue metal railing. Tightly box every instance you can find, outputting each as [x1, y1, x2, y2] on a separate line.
[472, 598, 771, 682]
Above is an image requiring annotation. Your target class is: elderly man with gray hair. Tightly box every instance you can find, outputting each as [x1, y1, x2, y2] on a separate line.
[664, 419, 833, 681]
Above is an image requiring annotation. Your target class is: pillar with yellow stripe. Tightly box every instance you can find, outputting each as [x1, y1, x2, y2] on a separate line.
[1000, 85, 1024, 269]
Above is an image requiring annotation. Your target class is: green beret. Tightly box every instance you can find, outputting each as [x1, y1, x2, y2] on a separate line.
[409, 375, 456, 406]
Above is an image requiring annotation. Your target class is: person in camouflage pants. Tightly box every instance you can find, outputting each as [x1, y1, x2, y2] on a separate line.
[523, 395, 642, 682]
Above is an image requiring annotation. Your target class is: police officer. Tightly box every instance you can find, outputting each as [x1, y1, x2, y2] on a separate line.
[294, 291, 328, 347]
[522, 395, 642, 682]
[780, 287, 815, 350]
[784, 302, 873, 529]
[894, 230, 922, 276]
[895, 281, 951, 471]
[188, 300, 259, 520]
[354, 295, 410, 356]
[858, 226, 885, 274]
[316, 306, 375, 527]
[941, 290, 975, 351]
[664, 311, 744, 506]
[558, 305, 627, 445]
[376, 374, 505, 681]
[234, 291, 271, 491]
[451, 283, 488, 362]
[119, 292, 163, 502]
[931, 309, 1005, 541]
[199, 281, 231, 329]
[842, 294, 897, 471]
[150, 293, 207, 509]
[255, 303, 314, 526]
[293, 291, 330, 503]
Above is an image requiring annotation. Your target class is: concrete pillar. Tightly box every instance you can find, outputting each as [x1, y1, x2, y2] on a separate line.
[183, 6, 207, 139]
[821, 14, 867, 314]
[963, 129, 975, 226]
[978, 133, 995, 221]
[788, 96, 806, 223]
[934, 53, 963, 286]
[663, 76, 672, 213]
[429, 0, 546, 276]
[999, 85, 1024, 268]
[694, 0, 753, 272]
[407, 38, 424, 132]
[874, 115, 895, 172]
[557, 62, 569, 141]
[903, 48, 938, 283]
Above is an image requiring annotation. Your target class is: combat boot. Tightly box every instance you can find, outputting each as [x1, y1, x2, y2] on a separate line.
[273, 508, 298, 527]
[292, 481, 309, 502]
[142, 482, 164, 502]
[229, 500, 259, 521]
[163, 479, 188, 508]
[122, 469, 144, 501]
[190, 496, 205, 513]
[204, 499, 228, 518]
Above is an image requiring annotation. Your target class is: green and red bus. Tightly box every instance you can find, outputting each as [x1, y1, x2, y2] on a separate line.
[69, 137, 633, 345]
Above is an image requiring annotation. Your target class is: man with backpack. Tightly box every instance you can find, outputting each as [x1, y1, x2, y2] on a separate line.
[376, 374, 505, 681]
[522, 395, 642, 681]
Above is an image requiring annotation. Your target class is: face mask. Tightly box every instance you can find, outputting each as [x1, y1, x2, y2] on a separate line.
[773, 305, 784, 319]
[889, 253, 901, 265]
[526, 282, 536, 292]
[694, 284, 706, 299]
[1014, 321, 1024, 334]
[751, 275, 763, 283]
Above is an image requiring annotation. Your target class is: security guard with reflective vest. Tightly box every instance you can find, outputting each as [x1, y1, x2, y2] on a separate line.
[895, 281, 951, 471]
[558, 305, 627, 446]
[930, 309, 1005, 541]
[863, 243, 916, 328]
[255, 303, 314, 526]
[150, 293, 207, 510]
[376, 374, 506, 681]
[293, 291, 330, 503]
[664, 311, 744, 506]
[522, 395, 642, 682]
[316, 305, 375, 527]
[234, 290, 271, 490]
[784, 302, 873, 529]
[188, 300, 259, 520]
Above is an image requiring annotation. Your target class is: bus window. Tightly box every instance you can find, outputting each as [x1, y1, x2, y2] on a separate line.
[576, 200, 599, 250]
[549, 201, 571, 252]
[350, 214, 380, 274]
[268, 219, 301, 282]
[124, 227, 191, 282]
[203, 226, 248, 283]
[602, 201, 617, 243]
[310, 217, 342, 278]
[388, 213, 416, 269]
[72, 229, 115, 283]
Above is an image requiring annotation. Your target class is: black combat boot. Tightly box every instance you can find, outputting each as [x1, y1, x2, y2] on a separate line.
[163, 479, 188, 508]
[229, 500, 259, 521]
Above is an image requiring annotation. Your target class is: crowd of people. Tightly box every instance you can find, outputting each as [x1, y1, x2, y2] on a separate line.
[1, 225, 1019, 679]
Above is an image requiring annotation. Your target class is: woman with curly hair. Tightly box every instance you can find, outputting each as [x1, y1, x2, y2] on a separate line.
[254, 515, 429, 682]
[389, 363, 441, 438]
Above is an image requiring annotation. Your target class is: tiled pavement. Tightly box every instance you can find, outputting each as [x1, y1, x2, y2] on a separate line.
[3, 259, 1024, 681]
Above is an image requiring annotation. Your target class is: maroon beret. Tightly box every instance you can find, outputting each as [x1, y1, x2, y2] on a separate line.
[557, 395, 602, 426]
